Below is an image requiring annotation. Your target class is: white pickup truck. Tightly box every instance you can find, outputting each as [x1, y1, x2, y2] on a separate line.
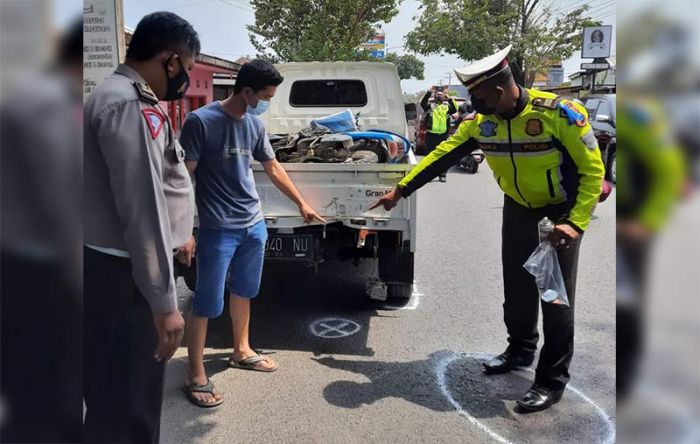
[255, 62, 418, 300]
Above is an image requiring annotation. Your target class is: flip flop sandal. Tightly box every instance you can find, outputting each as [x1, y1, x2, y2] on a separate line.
[181, 378, 224, 408]
[228, 354, 279, 372]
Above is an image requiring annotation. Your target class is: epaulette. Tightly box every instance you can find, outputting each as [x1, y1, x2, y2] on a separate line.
[531, 96, 561, 110]
[133, 82, 159, 104]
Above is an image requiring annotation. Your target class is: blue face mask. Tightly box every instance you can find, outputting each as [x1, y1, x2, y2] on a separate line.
[246, 92, 270, 115]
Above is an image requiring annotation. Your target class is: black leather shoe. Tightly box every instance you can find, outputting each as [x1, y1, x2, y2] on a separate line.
[482, 351, 533, 375]
[516, 384, 564, 413]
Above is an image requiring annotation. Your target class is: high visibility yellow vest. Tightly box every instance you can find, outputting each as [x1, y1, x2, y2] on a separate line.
[428, 102, 450, 134]
[616, 97, 685, 231]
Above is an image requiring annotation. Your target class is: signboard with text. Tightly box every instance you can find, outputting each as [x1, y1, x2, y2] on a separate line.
[358, 32, 386, 59]
[83, 0, 125, 101]
[581, 62, 610, 70]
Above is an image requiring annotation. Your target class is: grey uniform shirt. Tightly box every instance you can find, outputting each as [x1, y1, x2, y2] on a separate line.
[84, 64, 194, 314]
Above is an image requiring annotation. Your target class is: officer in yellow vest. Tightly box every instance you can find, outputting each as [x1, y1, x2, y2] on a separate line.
[420, 86, 458, 181]
[371, 45, 605, 412]
[616, 96, 685, 400]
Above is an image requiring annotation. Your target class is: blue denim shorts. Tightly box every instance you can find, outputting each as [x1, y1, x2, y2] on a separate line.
[192, 220, 268, 318]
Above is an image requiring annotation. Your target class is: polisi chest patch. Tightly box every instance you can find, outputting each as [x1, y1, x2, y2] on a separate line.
[525, 118, 544, 136]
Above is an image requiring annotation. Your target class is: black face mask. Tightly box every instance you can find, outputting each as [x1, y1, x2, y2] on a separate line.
[162, 55, 190, 101]
[471, 89, 502, 115]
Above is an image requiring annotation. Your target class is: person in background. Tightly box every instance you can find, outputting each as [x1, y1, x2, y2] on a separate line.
[615, 95, 686, 400]
[420, 86, 458, 182]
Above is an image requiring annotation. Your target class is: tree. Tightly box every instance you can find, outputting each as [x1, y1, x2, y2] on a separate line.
[405, 0, 600, 87]
[383, 53, 425, 80]
[248, 0, 400, 63]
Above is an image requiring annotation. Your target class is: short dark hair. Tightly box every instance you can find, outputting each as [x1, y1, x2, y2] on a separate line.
[234, 59, 284, 94]
[126, 12, 200, 61]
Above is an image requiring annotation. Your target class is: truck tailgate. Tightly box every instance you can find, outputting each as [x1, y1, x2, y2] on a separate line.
[253, 159, 417, 237]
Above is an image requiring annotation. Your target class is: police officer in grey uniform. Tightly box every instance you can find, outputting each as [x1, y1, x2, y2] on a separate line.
[83, 12, 200, 443]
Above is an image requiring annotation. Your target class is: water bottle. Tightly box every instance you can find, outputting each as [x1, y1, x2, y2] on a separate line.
[538, 217, 554, 244]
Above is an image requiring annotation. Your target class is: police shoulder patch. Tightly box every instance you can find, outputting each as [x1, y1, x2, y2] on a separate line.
[142, 108, 165, 139]
[133, 82, 159, 104]
[558, 100, 588, 127]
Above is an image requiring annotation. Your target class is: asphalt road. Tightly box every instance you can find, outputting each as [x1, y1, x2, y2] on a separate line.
[162, 161, 616, 444]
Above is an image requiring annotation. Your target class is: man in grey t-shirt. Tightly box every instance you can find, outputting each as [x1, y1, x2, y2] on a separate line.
[179, 59, 325, 407]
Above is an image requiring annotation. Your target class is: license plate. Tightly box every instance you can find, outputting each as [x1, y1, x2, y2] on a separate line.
[264, 234, 313, 260]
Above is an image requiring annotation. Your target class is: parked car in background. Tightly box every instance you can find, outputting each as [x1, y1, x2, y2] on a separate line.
[581, 94, 616, 182]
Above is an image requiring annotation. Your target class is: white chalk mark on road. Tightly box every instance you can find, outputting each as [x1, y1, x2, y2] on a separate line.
[382, 282, 423, 310]
[435, 351, 616, 444]
[310, 317, 361, 338]
[436, 353, 514, 444]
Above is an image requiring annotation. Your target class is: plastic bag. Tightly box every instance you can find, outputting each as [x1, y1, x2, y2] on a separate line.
[310, 109, 358, 133]
[523, 241, 570, 306]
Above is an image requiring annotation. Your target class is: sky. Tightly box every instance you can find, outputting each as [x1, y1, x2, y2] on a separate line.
[118, 0, 617, 93]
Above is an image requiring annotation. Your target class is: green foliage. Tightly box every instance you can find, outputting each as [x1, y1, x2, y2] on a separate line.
[248, 0, 401, 63]
[383, 53, 425, 80]
[405, 0, 600, 86]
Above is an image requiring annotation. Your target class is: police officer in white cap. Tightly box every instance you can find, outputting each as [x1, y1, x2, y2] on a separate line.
[371, 45, 605, 412]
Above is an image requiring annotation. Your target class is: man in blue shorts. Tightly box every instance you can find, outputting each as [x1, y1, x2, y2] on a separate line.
[179, 59, 325, 407]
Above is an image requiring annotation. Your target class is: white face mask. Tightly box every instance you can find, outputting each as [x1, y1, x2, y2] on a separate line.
[247, 99, 269, 115]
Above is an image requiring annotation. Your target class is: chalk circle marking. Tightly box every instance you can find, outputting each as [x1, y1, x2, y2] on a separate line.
[436, 351, 616, 444]
[310, 317, 361, 339]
